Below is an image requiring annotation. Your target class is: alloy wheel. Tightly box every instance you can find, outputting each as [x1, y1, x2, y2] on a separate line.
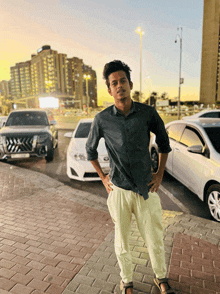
[208, 190, 220, 222]
[151, 149, 159, 173]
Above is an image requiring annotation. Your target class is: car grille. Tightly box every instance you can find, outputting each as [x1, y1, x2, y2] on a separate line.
[6, 136, 34, 153]
[84, 172, 99, 178]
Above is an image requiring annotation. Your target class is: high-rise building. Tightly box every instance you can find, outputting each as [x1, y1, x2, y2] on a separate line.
[83, 65, 97, 108]
[8, 45, 97, 109]
[0, 80, 11, 100]
[67, 57, 84, 108]
[10, 61, 32, 100]
[31, 45, 68, 97]
[0, 80, 11, 114]
[200, 0, 220, 105]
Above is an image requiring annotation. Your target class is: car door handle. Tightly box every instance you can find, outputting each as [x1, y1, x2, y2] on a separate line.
[175, 148, 180, 152]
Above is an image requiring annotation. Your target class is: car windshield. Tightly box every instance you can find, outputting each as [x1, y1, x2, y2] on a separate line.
[74, 122, 92, 138]
[204, 127, 220, 153]
[6, 112, 49, 126]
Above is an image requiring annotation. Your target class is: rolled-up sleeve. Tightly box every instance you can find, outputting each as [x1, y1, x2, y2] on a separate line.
[86, 115, 102, 160]
[149, 108, 172, 153]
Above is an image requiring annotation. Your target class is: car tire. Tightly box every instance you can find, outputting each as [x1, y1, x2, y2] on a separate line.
[55, 133, 58, 148]
[151, 148, 159, 173]
[206, 184, 220, 222]
[45, 148, 54, 162]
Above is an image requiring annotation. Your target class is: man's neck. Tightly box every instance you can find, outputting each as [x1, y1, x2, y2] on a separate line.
[115, 98, 132, 116]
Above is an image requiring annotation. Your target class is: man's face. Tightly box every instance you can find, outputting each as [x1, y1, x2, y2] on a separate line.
[108, 70, 133, 102]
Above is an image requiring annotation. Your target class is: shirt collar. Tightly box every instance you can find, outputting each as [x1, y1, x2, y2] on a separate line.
[112, 100, 139, 116]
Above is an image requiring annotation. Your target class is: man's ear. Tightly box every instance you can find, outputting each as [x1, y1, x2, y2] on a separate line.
[130, 81, 133, 90]
[108, 87, 112, 96]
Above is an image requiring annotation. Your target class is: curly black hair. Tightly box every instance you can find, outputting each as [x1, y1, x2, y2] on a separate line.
[103, 60, 132, 88]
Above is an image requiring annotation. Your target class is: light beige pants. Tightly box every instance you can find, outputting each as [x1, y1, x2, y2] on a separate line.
[107, 184, 166, 283]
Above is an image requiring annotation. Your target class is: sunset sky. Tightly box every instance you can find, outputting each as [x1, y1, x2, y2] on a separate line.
[0, 0, 203, 105]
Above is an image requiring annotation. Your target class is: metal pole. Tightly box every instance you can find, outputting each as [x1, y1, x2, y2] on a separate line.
[178, 28, 182, 120]
[140, 33, 142, 103]
[86, 78, 89, 115]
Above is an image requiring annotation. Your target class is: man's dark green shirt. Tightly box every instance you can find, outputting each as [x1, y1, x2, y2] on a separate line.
[86, 101, 172, 200]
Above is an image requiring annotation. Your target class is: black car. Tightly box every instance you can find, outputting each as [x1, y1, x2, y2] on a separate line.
[0, 109, 58, 162]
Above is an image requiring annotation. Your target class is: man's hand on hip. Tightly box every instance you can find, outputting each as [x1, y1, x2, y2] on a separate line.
[102, 174, 113, 194]
[148, 172, 163, 193]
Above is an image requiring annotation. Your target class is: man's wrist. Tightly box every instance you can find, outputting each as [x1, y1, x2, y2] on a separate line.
[156, 170, 164, 177]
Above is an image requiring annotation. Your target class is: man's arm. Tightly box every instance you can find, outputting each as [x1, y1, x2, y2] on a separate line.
[157, 152, 168, 177]
[148, 153, 168, 193]
[91, 159, 113, 194]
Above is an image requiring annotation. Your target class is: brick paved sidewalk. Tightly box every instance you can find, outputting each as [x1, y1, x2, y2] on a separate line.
[64, 213, 220, 294]
[0, 162, 220, 294]
[0, 165, 114, 293]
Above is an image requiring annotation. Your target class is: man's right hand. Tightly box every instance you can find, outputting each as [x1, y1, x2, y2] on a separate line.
[102, 174, 113, 194]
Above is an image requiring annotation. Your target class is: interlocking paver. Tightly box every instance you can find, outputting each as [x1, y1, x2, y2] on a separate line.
[10, 283, 34, 294]
[1, 162, 220, 293]
[0, 164, 113, 294]
[11, 273, 33, 286]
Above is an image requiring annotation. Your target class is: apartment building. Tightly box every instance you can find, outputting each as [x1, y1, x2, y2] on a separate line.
[200, 0, 220, 105]
[31, 45, 68, 96]
[67, 57, 84, 108]
[0, 80, 11, 114]
[83, 64, 97, 108]
[10, 61, 32, 100]
[8, 45, 97, 108]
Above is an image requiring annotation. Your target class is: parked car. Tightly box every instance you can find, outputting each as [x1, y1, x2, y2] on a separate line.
[182, 109, 220, 120]
[149, 118, 220, 222]
[0, 109, 58, 162]
[65, 118, 110, 181]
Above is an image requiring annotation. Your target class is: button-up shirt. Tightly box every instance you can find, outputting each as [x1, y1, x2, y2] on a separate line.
[86, 101, 172, 200]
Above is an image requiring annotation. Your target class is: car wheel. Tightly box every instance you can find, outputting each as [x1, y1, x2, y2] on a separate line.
[45, 148, 54, 162]
[206, 184, 220, 222]
[151, 148, 159, 173]
[55, 133, 58, 148]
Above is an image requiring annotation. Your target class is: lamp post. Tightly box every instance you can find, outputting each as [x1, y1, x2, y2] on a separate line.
[135, 27, 144, 103]
[83, 74, 91, 114]
[175, 27, 183, 120]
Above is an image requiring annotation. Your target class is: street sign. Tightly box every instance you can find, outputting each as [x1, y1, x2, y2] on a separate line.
[156, 100, 169, 107]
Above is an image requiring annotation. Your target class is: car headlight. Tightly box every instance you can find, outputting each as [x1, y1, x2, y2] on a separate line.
[38, 134, 49, 143]
[72, 153, 87, 161]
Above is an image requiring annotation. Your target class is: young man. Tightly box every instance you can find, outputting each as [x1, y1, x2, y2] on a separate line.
[86, 60, 175, 294]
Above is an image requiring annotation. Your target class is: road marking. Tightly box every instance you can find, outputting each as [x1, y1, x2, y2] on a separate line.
[159, 185, 190, 214]
[56, 162, 64, 175]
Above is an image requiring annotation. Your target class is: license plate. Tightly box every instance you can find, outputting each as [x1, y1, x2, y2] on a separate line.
[11, 154, 30, 159]
[102, 167, 110, 174]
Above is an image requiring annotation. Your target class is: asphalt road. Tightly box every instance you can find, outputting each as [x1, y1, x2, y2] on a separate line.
[8, 129, 212, 221]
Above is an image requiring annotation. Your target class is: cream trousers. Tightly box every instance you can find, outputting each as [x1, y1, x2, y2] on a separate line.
[107, 184, 166, 283]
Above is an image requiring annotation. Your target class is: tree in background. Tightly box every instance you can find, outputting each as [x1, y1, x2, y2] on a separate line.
[161, 92, 169, 100]
[144, 91, 158, 107]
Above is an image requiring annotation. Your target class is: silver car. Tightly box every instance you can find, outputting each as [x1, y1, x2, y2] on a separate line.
[150, 118, 220, 222]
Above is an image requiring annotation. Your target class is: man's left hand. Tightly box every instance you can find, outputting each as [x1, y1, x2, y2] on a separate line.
[148, 172, 163, 193]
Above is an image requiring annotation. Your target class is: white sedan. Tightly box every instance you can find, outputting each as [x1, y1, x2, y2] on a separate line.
[182, 109, 220, 120]
[150, 118, 220, 222]
[65, 118, 110, 181]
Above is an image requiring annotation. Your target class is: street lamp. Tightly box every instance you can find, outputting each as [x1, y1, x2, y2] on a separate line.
[175, 27, 183, 120]
[135, 27, 144, 103]
[83, 74, 91, 114]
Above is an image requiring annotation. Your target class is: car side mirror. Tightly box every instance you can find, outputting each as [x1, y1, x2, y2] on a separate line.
[187, 145, 204, 154]
[50, 120, 57, 125]
[64, 132, 73, 138]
